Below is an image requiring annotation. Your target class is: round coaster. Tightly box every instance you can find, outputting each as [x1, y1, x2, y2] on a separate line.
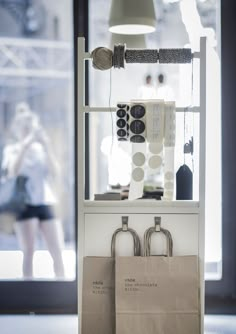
[132, 152, 146, 167]
[117, 129, 127, 137]
[130, 120, 145, 134]
[117, 118, 126, 128]
[130, 104, 145, 118]
[149, 143, 162, 154]
[132, 167, 144, 182]
[164, 181, 174, 190]
[165, 171, 174, 180]
[164, 191, 173, 199]
[130, 135, 145, 143]
[148, 155, 162, 169]
[116, 109, 126, 118]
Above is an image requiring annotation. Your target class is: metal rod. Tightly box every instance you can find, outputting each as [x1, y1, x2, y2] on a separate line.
[83, 50, 200, 62]
[199, 36, 207, 334]
[83, 106, 200, 113]
[77, 37, 86, 334]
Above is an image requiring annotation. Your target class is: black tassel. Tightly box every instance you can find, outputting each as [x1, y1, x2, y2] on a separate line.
[176, 164, 193, 200]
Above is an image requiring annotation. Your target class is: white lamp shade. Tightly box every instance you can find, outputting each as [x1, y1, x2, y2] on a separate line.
[109, 0, 156, 35]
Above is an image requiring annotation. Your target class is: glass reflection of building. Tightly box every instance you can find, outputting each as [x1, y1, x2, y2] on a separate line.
[0, 0, 75, 280]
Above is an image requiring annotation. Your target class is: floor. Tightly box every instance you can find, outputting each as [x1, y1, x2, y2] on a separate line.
[0, 315, 235, 334]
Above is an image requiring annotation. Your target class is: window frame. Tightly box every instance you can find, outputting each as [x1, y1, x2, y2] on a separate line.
[0, 0, 89, 314]
[205, 0, 236, 314]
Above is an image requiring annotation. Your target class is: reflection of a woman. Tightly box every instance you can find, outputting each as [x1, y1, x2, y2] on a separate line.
[2, 103, 65, 279]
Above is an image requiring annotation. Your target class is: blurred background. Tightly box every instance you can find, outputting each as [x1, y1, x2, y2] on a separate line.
[0, 0, 75, 280]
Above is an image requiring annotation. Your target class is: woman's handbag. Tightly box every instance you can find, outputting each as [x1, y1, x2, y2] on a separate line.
[0, 175, 29, 215]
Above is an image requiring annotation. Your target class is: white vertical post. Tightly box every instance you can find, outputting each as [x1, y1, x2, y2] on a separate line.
[77, 37, 86, 332]
[199, 36, 207, 334]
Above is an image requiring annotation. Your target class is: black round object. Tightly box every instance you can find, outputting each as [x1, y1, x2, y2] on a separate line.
[117, 104, 126, 109]
[126, 113, 130, 122]
[117, 118, 126, 128]
[116, 109, 126, 118]
[130, 120, 145, 134]
[118, 137, 127, 141]
[130, 104, 145, 118]
[117, 129, 127, 137]
[130, 135, 145, 143]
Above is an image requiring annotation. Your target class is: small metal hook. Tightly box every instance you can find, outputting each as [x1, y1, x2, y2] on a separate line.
[154, 217, 161, 232]
[122, 216, 128, 231]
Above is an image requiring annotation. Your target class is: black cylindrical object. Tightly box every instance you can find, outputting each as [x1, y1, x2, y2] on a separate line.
[176, 164, 193, 200]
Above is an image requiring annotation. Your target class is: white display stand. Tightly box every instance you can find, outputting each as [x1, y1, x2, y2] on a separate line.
[77, 37, 207, 333]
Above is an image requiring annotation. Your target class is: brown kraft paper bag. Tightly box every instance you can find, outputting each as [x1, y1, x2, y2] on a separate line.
[82, 217, 141, 334]
[115, 220, 200, 334]
[82, 256, 115, 334]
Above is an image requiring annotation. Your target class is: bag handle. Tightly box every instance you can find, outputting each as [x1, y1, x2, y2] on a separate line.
[111, 216, 141, 257]
[144, 217, 173, 257]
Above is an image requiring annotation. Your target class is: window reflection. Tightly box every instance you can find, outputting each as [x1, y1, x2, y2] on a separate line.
[0, 0, 75, 280]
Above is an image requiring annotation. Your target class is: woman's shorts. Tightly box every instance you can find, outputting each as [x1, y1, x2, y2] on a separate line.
[16, 205, 55, 222]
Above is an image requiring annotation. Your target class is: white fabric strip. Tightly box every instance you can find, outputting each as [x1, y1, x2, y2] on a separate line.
[163, 102, 176, 200]
[146, 100, 165, 181]
[128, 143, 146, 200]
[164, 101, 176, 147]
[146, 100, 165, 143]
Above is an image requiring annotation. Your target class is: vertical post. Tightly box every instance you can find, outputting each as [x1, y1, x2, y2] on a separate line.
[199, 36, 207, 334]
[77, 37, 85, 332]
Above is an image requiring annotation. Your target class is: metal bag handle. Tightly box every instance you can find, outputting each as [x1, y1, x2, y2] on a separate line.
[144, 217, 173, 257]
[111, 216, 141, 257]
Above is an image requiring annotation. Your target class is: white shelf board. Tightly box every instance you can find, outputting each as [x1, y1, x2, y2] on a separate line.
[82, 200, 200, 214]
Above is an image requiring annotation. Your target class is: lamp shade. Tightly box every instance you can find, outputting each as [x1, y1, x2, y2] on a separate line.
[109, 0, 156, 35]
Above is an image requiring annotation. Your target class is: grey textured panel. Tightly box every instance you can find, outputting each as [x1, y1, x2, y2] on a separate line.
[159, 48, 192, 63]
[113, 44, 125, 69]
[125, 49, 158, 63]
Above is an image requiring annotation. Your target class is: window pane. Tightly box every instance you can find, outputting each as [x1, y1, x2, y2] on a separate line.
[89, 0, 222, 279]
[0, 0, 75, 280]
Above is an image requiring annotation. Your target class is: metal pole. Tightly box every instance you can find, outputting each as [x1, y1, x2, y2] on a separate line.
[199, 36, 207, 334]
[77, 37, 85, 333]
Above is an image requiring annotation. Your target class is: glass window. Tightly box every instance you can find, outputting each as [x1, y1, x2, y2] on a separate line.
[89, 0, 221, 279]
[0, 0, 75, 280]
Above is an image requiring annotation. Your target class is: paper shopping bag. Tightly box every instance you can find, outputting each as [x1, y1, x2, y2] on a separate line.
[82, 257, 115, 334]
[115, 219, 200, 334]
[82, 217, 141, 334]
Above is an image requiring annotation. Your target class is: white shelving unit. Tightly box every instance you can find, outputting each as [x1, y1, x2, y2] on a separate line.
[77, 37, 207, 333]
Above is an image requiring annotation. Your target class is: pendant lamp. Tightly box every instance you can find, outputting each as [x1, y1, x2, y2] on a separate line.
[109, 0, 156, 35]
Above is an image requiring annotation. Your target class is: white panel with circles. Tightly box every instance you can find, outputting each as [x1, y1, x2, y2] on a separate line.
[129, 103, 146, 143]
[115, 100, 176, 200]
[116, 103, 130, 141]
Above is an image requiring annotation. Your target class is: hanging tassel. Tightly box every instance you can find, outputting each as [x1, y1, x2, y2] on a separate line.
[176, 164, 193, 200]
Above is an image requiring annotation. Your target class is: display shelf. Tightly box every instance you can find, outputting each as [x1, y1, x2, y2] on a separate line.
[77, 36, 206, 334]
[83, 200, 200, 214]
